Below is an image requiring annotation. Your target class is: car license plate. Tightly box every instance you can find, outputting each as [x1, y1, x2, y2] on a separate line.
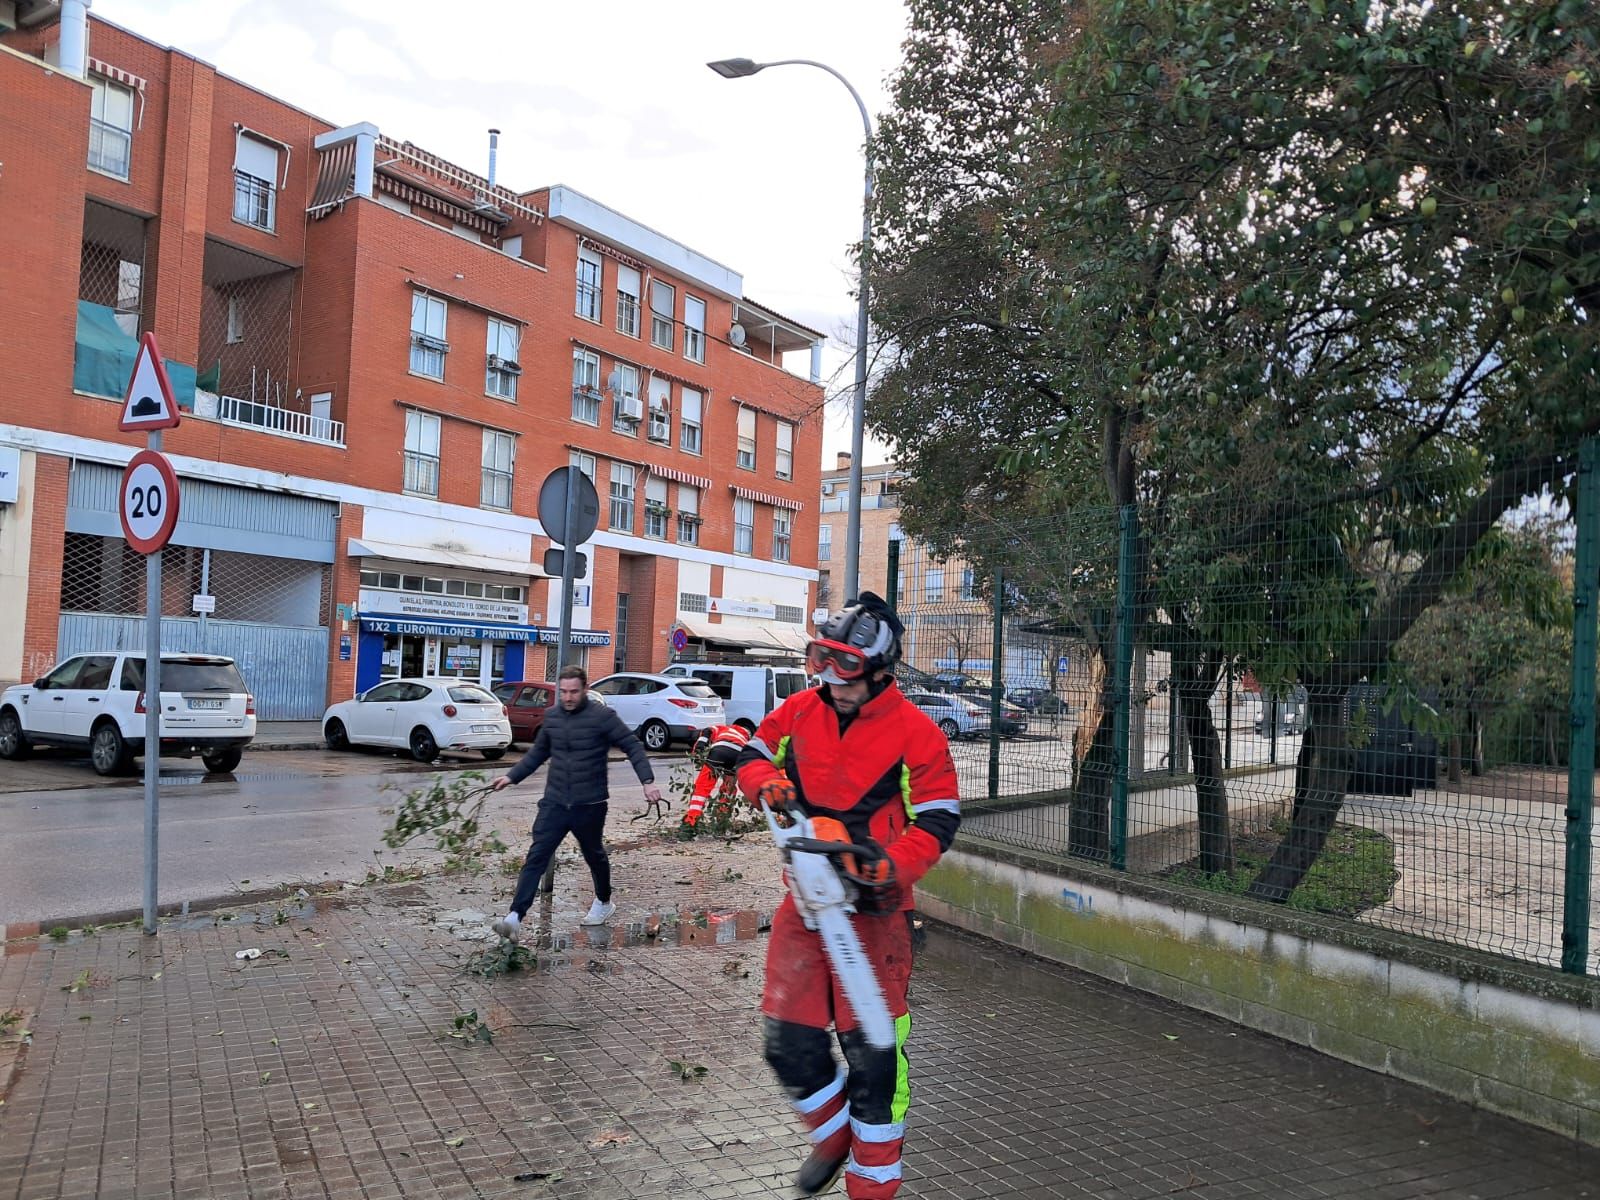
[188, 699, 224, 710]
[472, 723, 500, 733]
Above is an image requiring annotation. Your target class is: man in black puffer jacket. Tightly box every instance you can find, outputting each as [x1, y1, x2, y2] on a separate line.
[489, 665, 661, 938]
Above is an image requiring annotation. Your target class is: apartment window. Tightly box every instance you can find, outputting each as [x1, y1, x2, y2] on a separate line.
[776, 421, 794, 480]
[610, 362, 642, 433]
[609, 462, 635, 532]
[925, 568, 945, 604]
[88, 75, 134, 179]
[571, 350, 601, 424]
[576, 247, 602, 322]
[684, 295, 706, 364]
[677, 484, 701, 545]
[773, 510, 792, 563]
[736, 406, 756, 471]
[644, 475, 669, 539]
[616, 265, 641, 337]
[734, 496, 755, 555]
[404, 410, 441, 497]
[818, 570, 832, 608]
[680, 388, 703, 455]
[570, 451, 597, 483]
[960, 567, 976, 600]
[486, 319, 521, 400]
[647, 376, 671, 443]
[650, 279, 675, 350]
[226, 296, 245, 344]
[232, 133, 279, 232]
[410, 293, 448, 379]
[818, 524, 832, 562]
[479, 429, 514, 509]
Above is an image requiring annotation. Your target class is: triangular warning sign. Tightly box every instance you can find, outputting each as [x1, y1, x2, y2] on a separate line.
[118, 332, 182, 432]
[708, 598, 720, 613]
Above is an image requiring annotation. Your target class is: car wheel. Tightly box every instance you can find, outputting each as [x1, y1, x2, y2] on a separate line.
[324, 718, 350, 751]
[481, 747, 506, 761]
[409, 726, 439, 762]
[0, 709, 30, 760]
[937, 718, 959, 739]
[91, 721, 132, 776]
[639, 719, 671, 752]
[202, 747, 243, 773]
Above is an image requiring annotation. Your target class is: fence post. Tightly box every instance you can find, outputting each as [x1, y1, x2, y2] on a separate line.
[1111, 505, 1137, 871]
[1562, 437, 1598, 975]
[885, 538, 900, 610]
[988, 569, 1004, 802]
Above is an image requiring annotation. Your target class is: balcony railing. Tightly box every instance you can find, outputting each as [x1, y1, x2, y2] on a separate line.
[89, 119, 131, 178]
[820, 493, 900, 513]
[213, 393, 345, 446]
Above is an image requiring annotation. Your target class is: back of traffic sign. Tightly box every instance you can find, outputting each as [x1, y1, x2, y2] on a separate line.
[537, 466, 600, 547]
[119, 332, 182, 432]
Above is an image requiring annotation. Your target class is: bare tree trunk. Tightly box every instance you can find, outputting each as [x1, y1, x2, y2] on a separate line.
[1069, 669, 1115, 862]
[1245, 690, 1352, 903]
[1182, 691, 1233, 873]
[1469, 709, 1484, 775]
[1447, 731, 1463, 783]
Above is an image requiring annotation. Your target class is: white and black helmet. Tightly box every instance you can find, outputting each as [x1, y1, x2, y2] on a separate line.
[808, 591, 904, 685]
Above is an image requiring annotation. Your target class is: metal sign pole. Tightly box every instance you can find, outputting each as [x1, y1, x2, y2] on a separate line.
[555, 474, 579, 670]
[142, 429, 162, 935]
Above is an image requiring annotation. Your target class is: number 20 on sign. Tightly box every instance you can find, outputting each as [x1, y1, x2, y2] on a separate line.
[119, 449, 181, 555]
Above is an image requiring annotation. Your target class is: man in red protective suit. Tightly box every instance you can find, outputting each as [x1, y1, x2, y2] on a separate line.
[736, 592, 961, 1199]
[684, 723, 750, 827]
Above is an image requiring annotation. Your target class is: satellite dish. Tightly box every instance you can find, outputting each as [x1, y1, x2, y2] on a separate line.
[728, 323, 747, 348]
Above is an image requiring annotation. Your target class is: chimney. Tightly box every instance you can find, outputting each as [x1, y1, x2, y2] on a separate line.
[835, 452, 852, 471]
[60, 0, 91, 79]
[487, 128, 500, 188]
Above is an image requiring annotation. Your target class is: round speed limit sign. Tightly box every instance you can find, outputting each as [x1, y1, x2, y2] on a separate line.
[119, 450, 181, 555]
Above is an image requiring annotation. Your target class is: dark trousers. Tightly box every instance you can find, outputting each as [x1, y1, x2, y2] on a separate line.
[508, 800, 611, 917]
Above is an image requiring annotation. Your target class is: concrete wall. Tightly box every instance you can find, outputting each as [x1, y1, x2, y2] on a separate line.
[917, 837, 1600, 1144]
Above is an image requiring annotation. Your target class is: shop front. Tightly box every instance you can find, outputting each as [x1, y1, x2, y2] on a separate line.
[354, 613, 612, 694]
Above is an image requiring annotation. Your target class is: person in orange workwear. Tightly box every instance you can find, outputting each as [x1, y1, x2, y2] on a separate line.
[736, 592, 961, 1199]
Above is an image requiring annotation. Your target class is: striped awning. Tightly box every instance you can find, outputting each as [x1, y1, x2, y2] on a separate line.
[87, 56, 145, 92]
[648, 463, 712, 489]
[578, 236, 647, 272]
[730, 484, 804, 512]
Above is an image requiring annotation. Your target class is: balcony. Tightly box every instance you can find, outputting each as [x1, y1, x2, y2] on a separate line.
[199, 391, 345, 447]
[820, 492, 900, 513]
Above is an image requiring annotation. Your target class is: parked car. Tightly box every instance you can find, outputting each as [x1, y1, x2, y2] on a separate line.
[1006, 687, 1049, 712]
[0, 650, 256, 776]
[905, 691, 1029, 740]
[659, 662, 809, 731]
[590, 672, 725, 751]
[322, 677, 510, 762]
[490, 680, 606, 745]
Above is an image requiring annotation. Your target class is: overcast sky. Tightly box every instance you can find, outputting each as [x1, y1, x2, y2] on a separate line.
[92, 0, 908, 467]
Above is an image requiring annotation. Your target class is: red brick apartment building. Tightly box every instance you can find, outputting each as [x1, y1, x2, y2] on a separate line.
[0, 4, 823, 718]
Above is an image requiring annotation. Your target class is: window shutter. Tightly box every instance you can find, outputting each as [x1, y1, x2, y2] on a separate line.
[234, 133, 279, 183]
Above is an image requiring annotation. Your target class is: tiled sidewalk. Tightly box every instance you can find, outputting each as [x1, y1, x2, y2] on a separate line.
[2, 823, 1598, 1199]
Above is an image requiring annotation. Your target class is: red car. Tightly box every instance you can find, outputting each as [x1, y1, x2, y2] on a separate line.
[492, 681, 555, 745]
[491, 681, 609, 745]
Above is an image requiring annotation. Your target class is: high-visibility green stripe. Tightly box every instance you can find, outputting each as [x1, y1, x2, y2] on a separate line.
[774, 734, 791, 769]
[900, 763, 914, 820]
[891, 1011, 912, 1122]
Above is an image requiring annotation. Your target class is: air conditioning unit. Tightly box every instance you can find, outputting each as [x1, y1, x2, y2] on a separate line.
[412, 333, 449, 353]
[619, 396, 644, 421]
[488, 355, 522, 374]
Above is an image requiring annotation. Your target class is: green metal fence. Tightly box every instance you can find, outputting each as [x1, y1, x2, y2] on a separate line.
[891, 444, 1599, 974]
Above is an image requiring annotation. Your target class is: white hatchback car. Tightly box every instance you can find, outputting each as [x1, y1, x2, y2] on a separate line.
[0, 650, 256, 775]
[590, 672, 725, 752]
[321, 677, 511, 762]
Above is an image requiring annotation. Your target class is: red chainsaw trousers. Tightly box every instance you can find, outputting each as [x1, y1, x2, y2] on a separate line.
[763, 895, 914, 1199]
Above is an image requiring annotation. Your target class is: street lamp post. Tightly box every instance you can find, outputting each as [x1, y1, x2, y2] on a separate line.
[708, 56, 872, 606]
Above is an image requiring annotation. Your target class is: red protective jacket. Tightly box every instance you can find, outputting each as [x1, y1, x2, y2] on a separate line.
[736, 680, 961, 905]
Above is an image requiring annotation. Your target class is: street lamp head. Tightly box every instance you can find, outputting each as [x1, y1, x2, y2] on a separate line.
[707, 57, 763, 79]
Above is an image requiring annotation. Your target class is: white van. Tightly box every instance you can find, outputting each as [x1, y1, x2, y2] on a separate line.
[660, 662, 810, 731]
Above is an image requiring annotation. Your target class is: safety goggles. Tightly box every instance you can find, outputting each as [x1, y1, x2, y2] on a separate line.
[806, 638, 869, 682]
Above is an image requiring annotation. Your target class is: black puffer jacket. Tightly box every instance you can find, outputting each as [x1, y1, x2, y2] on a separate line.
[505, 697, 653, 807]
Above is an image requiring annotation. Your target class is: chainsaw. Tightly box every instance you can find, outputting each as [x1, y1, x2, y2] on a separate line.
[760, 798, 897, 1050]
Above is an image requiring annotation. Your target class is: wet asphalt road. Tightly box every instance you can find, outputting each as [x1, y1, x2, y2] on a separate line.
[0, 749, 677, 926]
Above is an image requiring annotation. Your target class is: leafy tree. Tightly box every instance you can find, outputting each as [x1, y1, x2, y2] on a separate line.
[871, 0, 1600, 895]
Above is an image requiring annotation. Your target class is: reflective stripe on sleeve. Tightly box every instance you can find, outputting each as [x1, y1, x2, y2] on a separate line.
[745, 736, 777, 763]
[910, 798, 960, 818]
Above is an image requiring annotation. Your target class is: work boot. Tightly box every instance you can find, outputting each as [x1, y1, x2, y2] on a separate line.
[796, 1144, 848, 1195]
[581, 898, 616, 925]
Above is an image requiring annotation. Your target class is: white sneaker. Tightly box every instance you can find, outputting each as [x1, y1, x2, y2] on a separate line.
[492, 912, 521, 942]
[580, 898, 616, 926]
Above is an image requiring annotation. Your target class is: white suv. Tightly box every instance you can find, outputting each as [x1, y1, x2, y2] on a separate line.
[0, 651, 257, 775]
[589, 672, 725, 751]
